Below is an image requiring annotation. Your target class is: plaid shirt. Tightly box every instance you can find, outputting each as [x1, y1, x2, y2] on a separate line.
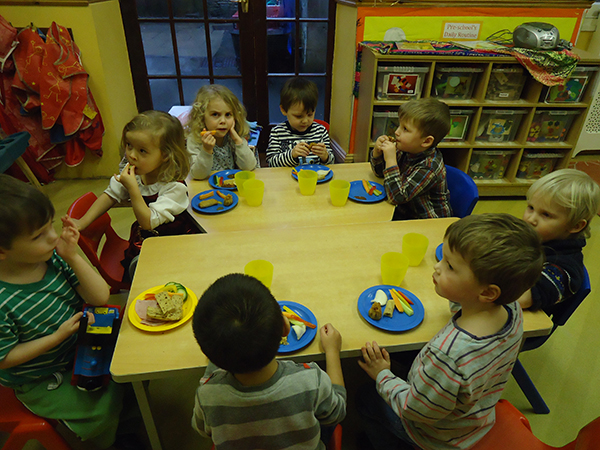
[371, 147, 452, 220]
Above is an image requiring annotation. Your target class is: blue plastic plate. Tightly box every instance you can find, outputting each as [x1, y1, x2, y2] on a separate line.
[357, 285, 424, 332]
[191, 189, 238, 214]
[209, 169, 240, 190]
[348, 180, 386, 203]
[292, 164, 333, 184]
[436, 243, 443, 262]
[279, 301, 318, 354]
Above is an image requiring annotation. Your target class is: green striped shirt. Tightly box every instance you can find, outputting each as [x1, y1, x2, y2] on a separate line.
[0, 251, 82, 387]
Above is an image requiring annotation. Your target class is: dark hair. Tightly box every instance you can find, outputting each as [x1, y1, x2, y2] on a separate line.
[192, 273, 284, 373]
[445, 213, 544, 305]
[0, 174, 54, 249]
[280, 77, 319, 112]
[398, 97, 451, 148]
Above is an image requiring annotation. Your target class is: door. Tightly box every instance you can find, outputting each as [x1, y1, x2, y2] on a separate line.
[120, 0, 335, 125]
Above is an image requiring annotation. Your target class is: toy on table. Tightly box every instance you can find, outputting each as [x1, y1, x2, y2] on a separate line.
[71, 305, 122, 392]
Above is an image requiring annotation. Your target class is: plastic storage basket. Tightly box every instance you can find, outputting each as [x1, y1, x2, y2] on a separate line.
[476, 109, 527, 142]
[376, 65, 429, 100]
[485, 65, 527, 101]
[517, 151, 564, 179]
[371, 110, 399, 141]
[544, 66, 599, 103]
[468, 150, 516, 180]
[444, 109, 474, 141]
[527, 110, 580, 143]
[432, 65, 483, 100]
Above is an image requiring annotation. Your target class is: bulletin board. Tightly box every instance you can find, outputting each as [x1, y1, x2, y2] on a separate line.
[356, 7, 585, 45]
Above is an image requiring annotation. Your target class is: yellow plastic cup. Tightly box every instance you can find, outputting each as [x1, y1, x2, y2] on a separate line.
[381, 252, 409, 286]
[244, 260, 274, 288]
[244, 179, 265, 206]
[402, 233, 429, 266]
[329, 179, 350, 207]
[234, 170, 255, 196]
[298, 170, 318, 196]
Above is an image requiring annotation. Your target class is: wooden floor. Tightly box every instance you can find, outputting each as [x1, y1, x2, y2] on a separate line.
[3, 178, 600, 450]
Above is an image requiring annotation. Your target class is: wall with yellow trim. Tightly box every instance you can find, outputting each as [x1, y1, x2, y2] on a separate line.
[3, 0, 137, 179]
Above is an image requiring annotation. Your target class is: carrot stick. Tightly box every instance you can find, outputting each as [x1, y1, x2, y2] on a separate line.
[282, 311, 316, 328]
[216, 190, 228, 199]
[390, 289, 404, 313]
[394, 288, 414, 305]
[200, 130, 217, 136]
[199, 191, 215, 200]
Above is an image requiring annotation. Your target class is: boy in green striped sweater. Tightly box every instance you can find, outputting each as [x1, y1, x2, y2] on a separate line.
[0, 174, 136, 449]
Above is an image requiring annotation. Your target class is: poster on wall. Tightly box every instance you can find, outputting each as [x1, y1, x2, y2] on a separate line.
[356, 7, 584, 45]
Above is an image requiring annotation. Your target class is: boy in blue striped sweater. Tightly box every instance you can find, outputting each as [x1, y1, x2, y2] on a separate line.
[358, 214, 544, 450]
[266, 77, 334, 167]
[192, 273, 346, 449]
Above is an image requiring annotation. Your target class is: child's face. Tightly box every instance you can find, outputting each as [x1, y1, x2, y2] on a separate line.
[394, 119, 432, 154]
[0, 219, 58, 265]
[523, 193, 580, 243]
[433, 239, 487, 305]
[280, 102, 314, 133]
[124, 130, 165, 178]
[204, 98, 234, 139]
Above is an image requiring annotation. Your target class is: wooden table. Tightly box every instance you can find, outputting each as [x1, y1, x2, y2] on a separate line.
[111, 219, 553, 450]
[187, 163, 395, 233]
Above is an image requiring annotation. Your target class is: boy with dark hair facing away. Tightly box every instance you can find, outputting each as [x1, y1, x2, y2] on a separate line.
[519, 168, 600, 313]
[266, 77, 335, 167]
[358, 213, 544, 450]
[0, 174, 134, 449]
[192, 273, 346, 450]
[371, 97, 452, 221]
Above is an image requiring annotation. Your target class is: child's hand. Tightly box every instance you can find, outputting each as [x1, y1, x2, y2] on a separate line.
[358, 341, 391, 380]
[55, 215, 80, 261]
[117, 163, 137, 192]
[320, 323, 342, 354]
[229, 120, 244, 145]
[201, 128, 216, 154]
[291, 142, 310, 159]
[310, 143, 328, 162]
[372, 135, 390, 158]
[55, 312, 84, 340]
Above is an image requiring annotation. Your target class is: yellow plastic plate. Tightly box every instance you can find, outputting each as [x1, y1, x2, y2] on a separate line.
[127, 284, 198, 332]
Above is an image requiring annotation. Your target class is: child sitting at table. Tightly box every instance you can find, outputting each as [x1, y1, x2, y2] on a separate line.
[191, 273, 346, 449]
[73, 110, 199, 282]
[357, 213, 544, 450]
[0, 175, 140, 450]
[518, 168, 600, 313]
[371, 97, 452, 221]
[266, 77, 334, 167]
[186, 84, 259, 180]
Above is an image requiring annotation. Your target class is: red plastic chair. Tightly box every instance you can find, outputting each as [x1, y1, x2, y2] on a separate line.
[0, 385, 72, 450]
[468, 399, 600, 450]
[209, 424, 341, 449]
[314, 119, 330, 131]
[67, 192, 130, 294]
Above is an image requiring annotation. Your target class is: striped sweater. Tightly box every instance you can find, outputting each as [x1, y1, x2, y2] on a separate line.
[192, 360, 346, 449]
[0, 252, 82, 388]
[266, 122, 334, 167]
[370, 146, 452, 220]
[376, 302, 523, 450]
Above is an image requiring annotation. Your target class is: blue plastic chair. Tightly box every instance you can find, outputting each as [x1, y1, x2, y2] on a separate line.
[445, 166, 479, 218]
[0, 131, 42, 189]
[512, 266, 591, 414]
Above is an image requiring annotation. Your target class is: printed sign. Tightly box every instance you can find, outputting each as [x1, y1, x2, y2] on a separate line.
[442, 22, 481, 40]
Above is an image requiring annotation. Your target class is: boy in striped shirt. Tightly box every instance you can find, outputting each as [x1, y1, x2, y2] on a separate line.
[0, 175, 136, 449]
[266, 77, 334, 167]
[191, 273, 346, 449]
[357, 214, 544, 450]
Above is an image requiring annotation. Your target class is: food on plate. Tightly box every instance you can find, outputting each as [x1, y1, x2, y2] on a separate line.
[368, 302, 382, 320]
[227, 173, 235, 179]
[383, 299, 395, 318]
[164, 281, 188, 302]
[222, 179, 235, 188]
[390, 288, 414, 316]
[223, 194, 233, 206]
[372, 289, 388, 306]
[146, 292, 184, 321]
[355, 195, 366, 200]
[282, 310, 316, 328]
[316, 169, 330, 180]
[390, 289, 404, 313]
[198, 191, 214, 200]
[200, 198, 219, 208]
[292, 323, 306, 340]
[280, 336, 289, 345]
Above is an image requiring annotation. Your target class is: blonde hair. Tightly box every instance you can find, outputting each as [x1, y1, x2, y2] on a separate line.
[445, 213, 544, 305]
[527, 168, 600, 239]
[121, 110, 190, 182]
[186, 85, 249, 143]
[398, 97, 451, 148]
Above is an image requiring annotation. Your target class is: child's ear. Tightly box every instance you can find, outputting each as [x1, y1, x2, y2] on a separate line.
[479, 284, 501, 304]
[0, 247, 6, 260]
[421, 135, 434, 148]
[569, 219, 587, 235]
[279, 105, 288, 117]
[282, 316, 291, 337]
